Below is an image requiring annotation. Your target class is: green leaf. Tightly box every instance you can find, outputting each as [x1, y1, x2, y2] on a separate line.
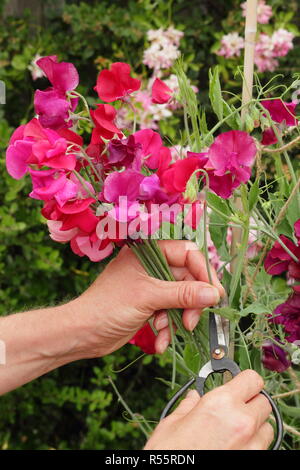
[249, 180, 260, 212]
[209, 66, 223, 121]
[216, 306, 239, 321]
[206, 192, 232, 220]
[239, 302, 272, 317]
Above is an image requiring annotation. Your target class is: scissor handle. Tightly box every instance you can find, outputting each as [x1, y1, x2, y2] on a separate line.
[160, 373, 283, 450]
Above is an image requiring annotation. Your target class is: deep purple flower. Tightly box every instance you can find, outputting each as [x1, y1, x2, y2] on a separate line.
[271, 293, 300, 343]
[107, 135, 141, 168]
[262, 341, 291, 372]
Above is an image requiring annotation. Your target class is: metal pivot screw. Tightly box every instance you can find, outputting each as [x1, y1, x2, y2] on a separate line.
[212, 348, 225, 360]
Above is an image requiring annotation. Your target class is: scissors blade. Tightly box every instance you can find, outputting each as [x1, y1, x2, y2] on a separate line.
[209, 298, 230, 352]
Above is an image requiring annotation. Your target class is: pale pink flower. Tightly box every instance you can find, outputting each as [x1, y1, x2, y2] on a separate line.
[216, 33, 244, 58]
[254, 33, 278, 72]
[242, 1, 272, 24]
[272, 29, 294, 57]
[143, 27, 183, 71]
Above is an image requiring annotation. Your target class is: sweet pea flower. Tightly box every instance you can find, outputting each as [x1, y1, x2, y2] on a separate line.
[36, 55, 79, 93]
[94, 62, 141, 103]
[34, 88, 78, 130]
[47, 220, 79, 242]
[152, 78, 173, 104]
[132, 129, 163, 169]
[91, 104, 123, 140]
[103, 169, 144, 204]
[254, 33, 278, 73]
[272, 293, 300, 343]
[262, 100, 298, 127]
[107, 135, 141, 168]
[206, 130, 257, 198]
[6, 118, 77, 179]
[216, 33, 244, 59]
[160, 152, 208, 194]
[71, 234, 113, 262]
[29, 169, 78, 206]
[272, 29, 294, 57]
[129, 323, 156, 354]
[34, 55, 79, 130]
[262, 342, 291, 372]
[264, 235, 300, 275]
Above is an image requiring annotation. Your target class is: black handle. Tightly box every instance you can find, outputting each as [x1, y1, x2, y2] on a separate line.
[160, 377, 283, 450]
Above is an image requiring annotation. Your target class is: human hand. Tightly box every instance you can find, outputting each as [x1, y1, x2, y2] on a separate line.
[144, 370, 274, 450]
[74, 240, 224, 357]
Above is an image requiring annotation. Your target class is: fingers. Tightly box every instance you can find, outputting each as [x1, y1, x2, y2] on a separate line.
[222, 370, 265, 403]
[245, 393, 272, 430]
[169, 390, 201, 419]
[151, 278, 220, 311]
[155, 325, 176, 354]
[158, 240, 225, 297]
[182, 308, 203, 331]
[242, 422, 274, 450]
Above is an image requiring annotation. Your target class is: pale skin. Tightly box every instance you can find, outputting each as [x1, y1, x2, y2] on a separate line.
[0, 240, 273, 450]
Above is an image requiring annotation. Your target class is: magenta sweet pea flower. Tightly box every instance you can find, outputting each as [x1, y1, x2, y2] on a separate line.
[107, 135, 141, 168]
[132, 129, 163, 169]
[34, 88, 78, 130]
[103, 169, 144, 204]
[94, 62, 141, 103]
[262, 342, 291, 372]
[152, 78, 173, 104]
[34, 56, 80, 130]
[36, 55, 79, 93]
[29, 169, 78, 206]
[261, 99, 298, 146]
[206, 131, 257, 195]
[6, 124, 32, 179]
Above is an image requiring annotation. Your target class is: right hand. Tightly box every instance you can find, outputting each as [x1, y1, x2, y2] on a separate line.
[144, 370, 274, 450]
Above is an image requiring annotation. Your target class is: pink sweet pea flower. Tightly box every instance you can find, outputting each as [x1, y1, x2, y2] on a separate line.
[261, 100, 298, 146]
[6, 124, 31, 179]
[34, 56, 79, 130]
[94, 62, 141, 102]
[152, 78, 173, 104]
[47, 220, 79, 242]
[129, 323, 156, 354]
[36, 55, 79, 93]
[34, 88, 78, 130]
[71, 235, 113, 262]
[29, 169, 78, 206]
[206, 130, 257, 198]
[103, 169, 145, 204]
[132, 129, 163, 169]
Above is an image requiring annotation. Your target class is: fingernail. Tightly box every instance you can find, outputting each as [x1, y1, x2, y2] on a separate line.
[156, 316, 169, 330]
[200, 287, 220, 305]
[188, 312, 199, 331]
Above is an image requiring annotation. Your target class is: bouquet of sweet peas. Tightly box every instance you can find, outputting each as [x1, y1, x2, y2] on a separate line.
[5, 55, 300, 440]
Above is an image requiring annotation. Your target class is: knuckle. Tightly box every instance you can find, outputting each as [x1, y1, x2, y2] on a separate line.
[177, 283, 196, 307]
[233, 413, 256, 440]
[243, 369, 264, 390]
[203, 388, 232, 409]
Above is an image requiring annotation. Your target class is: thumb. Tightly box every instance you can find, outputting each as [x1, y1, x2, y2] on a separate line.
[149, 279, 220, 310]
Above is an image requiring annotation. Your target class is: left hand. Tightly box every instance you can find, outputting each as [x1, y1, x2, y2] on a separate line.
[75, 240, 224, 357]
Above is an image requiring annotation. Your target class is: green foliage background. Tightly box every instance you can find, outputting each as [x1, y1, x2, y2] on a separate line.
[0, 0, 299, 450]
